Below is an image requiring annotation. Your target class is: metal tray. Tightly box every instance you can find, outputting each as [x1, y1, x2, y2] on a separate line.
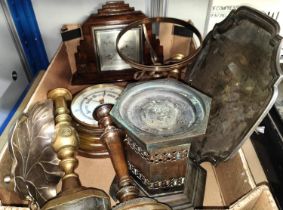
[185, 6, 283, 164]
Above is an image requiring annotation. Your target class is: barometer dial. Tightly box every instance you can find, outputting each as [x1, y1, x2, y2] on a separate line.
[71, 84, 123, 127]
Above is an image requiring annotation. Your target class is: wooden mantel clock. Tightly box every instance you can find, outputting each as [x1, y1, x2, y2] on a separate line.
[72, 1, 147, 85]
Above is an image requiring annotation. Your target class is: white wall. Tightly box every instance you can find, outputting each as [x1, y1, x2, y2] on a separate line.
[32, 0, 146, 61]
[207, 0, 283, 35]
[0, 4, 28, 131]
[32, 0, 283, 61]
[167, 0, 210, 36]
[206, 0, 283, 61]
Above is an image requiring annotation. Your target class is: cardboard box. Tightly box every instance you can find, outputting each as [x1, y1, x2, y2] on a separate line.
[0, 38, 279, 209]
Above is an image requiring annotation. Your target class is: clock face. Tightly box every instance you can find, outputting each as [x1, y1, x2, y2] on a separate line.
[71, 85, 123, 127]
[93, 25, 141, 71]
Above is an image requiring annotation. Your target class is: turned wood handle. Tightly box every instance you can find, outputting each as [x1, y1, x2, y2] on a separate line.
[94, 104, 138, 202]
[102, 126, 128, 183]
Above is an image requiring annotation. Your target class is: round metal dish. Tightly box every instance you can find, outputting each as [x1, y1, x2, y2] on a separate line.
[121, 89, 198, 136]
[111, 79, 211, 150]
[118, 81, 204, 137]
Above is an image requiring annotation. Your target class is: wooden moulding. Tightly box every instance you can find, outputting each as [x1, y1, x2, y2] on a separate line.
[72, 1, 147, 85]
[61, 24, 82, 74]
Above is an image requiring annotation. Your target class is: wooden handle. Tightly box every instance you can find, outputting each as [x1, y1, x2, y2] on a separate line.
[94, 104, 139, 202]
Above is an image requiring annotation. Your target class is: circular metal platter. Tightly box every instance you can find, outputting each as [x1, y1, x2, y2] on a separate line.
[121, 89, 199, 136]
[112, 79, 211, 144]
[71, 84, 123, 128]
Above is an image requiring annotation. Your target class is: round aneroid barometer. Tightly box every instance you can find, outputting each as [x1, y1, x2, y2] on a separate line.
[111, 79, 211, 150]
[71, 84, 123, 128]
[70, 84, 123, 158]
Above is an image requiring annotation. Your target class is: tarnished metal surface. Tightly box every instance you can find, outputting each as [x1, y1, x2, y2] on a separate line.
[112, 197, 171, 210]
[110, 79, 210, 208]
[185, 6, 283, 163]
[42, 88, 111, 210]
[0, 72, 44, 206]
[111, 78, 211, 151]
[116, 17, 202, 80]
[9, 100, 62, 208]
[94, 103, 171, 210]
[274, 64, 283, 121]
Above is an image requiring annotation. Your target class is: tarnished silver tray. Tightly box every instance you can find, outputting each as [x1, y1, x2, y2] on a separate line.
[185, 6, 283, 163]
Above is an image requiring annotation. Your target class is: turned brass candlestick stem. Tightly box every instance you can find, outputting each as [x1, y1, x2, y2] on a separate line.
[94, 104, 171, 210]
[42, 88, 111, 210]
[48, 88, 80, 192]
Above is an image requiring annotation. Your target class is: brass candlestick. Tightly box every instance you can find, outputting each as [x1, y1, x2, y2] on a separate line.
[42, 88, 111, 210]
[94, 104, 171, 210]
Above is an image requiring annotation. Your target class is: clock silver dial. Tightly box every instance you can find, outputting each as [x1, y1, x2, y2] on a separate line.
[92, 24, 142, 71]
[71, 85, 123, 128]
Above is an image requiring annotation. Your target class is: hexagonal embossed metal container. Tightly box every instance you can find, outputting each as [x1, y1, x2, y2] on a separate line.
[110, 78, 211, 208]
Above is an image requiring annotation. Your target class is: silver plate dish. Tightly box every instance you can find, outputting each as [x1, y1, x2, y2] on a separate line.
[111, 79, 211, 151]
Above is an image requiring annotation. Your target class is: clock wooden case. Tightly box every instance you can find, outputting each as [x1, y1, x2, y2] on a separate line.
[72, 1, 147, 85]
